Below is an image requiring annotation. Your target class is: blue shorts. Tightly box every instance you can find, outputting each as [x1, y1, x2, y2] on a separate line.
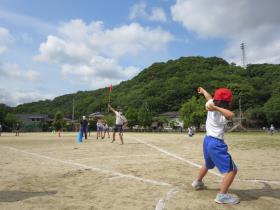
[97, 126, 103, 131]
[203, 136, 237, 174]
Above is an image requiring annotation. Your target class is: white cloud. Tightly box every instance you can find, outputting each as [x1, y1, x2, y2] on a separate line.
[129, 2, 167, 22]
[0, 88, 54, 107]
[150, 7, 167, 22]
[62, 56, 139, 80]
[0, 9, 55, 34]
[171, 0, 280, 64]
[35, 19, 172, 88]
[0, 63, 40, 81]
[129, 2, 147, 20]
[0, 27, 13, 54]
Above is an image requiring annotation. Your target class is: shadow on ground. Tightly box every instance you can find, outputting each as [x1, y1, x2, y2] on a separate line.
[207, 182, 280, 202]
[232, 182, 280, 201]
[0, 191, 57, 202]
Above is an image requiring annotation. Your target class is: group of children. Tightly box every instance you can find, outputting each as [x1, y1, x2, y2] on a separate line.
[96, 118, 110, 139]
[78, 104, 128, 145]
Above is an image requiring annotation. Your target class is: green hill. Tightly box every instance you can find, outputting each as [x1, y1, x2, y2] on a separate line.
[2, 56, 280, 127]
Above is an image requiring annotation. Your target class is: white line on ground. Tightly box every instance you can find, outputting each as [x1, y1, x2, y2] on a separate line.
[69, 154, 161, 161]
[130, 136, 223, 177]
[155, 187, 180, 210]
[237, 179, 280, 184]
[2, 146, 172, 187]
[131, 136, 280, 185]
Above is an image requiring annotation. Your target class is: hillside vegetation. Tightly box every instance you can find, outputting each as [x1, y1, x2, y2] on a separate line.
[1, 56, 280, 127]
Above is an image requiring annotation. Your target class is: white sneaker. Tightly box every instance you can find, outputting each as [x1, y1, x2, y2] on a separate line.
[214, 193, 240, 204]
[191, 180, 205, 190]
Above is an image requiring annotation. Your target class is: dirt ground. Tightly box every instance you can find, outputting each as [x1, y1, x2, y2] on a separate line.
[0, 132, 279, 210]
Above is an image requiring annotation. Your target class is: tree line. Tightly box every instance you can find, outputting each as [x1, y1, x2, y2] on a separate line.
[1, 56, 279, 130]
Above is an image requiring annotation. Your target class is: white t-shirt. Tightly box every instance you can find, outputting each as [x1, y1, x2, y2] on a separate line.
[97, 121, 103, 128]
[206, 111, 228, 140]
[114, 111, 127, 125]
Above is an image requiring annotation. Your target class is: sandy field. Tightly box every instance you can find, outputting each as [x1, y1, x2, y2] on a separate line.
[0, 131, 279, 210]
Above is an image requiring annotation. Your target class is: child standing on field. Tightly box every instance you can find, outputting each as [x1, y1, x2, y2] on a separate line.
[15, 122, 20, 136]
[192, 87, 239, 204]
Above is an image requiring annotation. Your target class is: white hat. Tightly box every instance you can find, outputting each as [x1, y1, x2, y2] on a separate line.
[82, 116, 86, 120]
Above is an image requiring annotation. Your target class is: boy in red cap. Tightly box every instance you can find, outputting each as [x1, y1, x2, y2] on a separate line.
[191, 87, 239, 204]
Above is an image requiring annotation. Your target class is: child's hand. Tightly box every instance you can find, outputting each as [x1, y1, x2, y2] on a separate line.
[197, 87, 205, 94]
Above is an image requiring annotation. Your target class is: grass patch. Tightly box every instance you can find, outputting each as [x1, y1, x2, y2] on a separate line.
[228, 132, 280, 150]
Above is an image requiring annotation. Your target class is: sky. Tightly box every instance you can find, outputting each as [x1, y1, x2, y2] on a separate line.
[1, 0, 280, 106]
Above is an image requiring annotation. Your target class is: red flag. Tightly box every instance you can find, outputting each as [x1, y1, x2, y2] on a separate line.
[109, 84, 112, 93]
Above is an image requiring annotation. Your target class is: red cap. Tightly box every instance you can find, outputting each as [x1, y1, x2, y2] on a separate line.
[214, 88, 233, 102]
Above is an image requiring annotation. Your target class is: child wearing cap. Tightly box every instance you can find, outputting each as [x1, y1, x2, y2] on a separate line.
[192, 87, 239, 204]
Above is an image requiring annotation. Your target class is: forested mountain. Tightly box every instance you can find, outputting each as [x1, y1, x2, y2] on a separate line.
[2, 56, 280, 127]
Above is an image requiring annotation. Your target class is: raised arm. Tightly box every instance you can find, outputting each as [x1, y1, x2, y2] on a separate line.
[108, 104, 116, 113]
[197, 87, 212, 101]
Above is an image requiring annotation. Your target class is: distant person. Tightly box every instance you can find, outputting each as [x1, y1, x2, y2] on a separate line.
[192, 87, 239, 204]
[56, 124, 62, 138]
[103, 122, 110, 139]
[80, 116, 88, 140]
[0, 123, 2, 136]
[270, 124, 275, 136]
[96, 119, 103, 139]
[108, 104, 128, 145]
[192, 126, 196, 135]
[87, 122, 91, 136]
[15, 122, 20, 136]
[188, 127, 193, 137]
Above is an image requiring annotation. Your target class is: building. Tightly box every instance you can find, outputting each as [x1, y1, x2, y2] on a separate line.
[159, 112, 184, 131]
[89, 112, 104, 120]
[16, 114, 52, 123]
[15, 114, 53, 132]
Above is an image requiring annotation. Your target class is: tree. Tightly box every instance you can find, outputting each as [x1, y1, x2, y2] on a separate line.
[179, 96, 205, 128]
[152, 116, 168, 127]
[103, 114, 115, 127]
[138, 107, 152, 127]
[125, 107, 138, 127]
[263, 94, 280, 126]
[4, 113, 16, 131]
[53, 111, 65, 131]
[0, 104, 12, 123]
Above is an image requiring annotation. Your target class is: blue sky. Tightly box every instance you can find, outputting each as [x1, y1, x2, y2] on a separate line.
[1, 0, 279, 106]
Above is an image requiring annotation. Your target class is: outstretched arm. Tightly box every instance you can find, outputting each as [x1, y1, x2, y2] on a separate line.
[197, 87, 212, 101]
[108, 104, 116, 113]
[213, 106, 235, 120]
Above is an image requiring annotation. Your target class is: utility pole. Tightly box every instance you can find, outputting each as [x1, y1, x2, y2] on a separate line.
[72, 97, 75, 122]
[239, 96, 242, 125]
[240, 42, 247, 69]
